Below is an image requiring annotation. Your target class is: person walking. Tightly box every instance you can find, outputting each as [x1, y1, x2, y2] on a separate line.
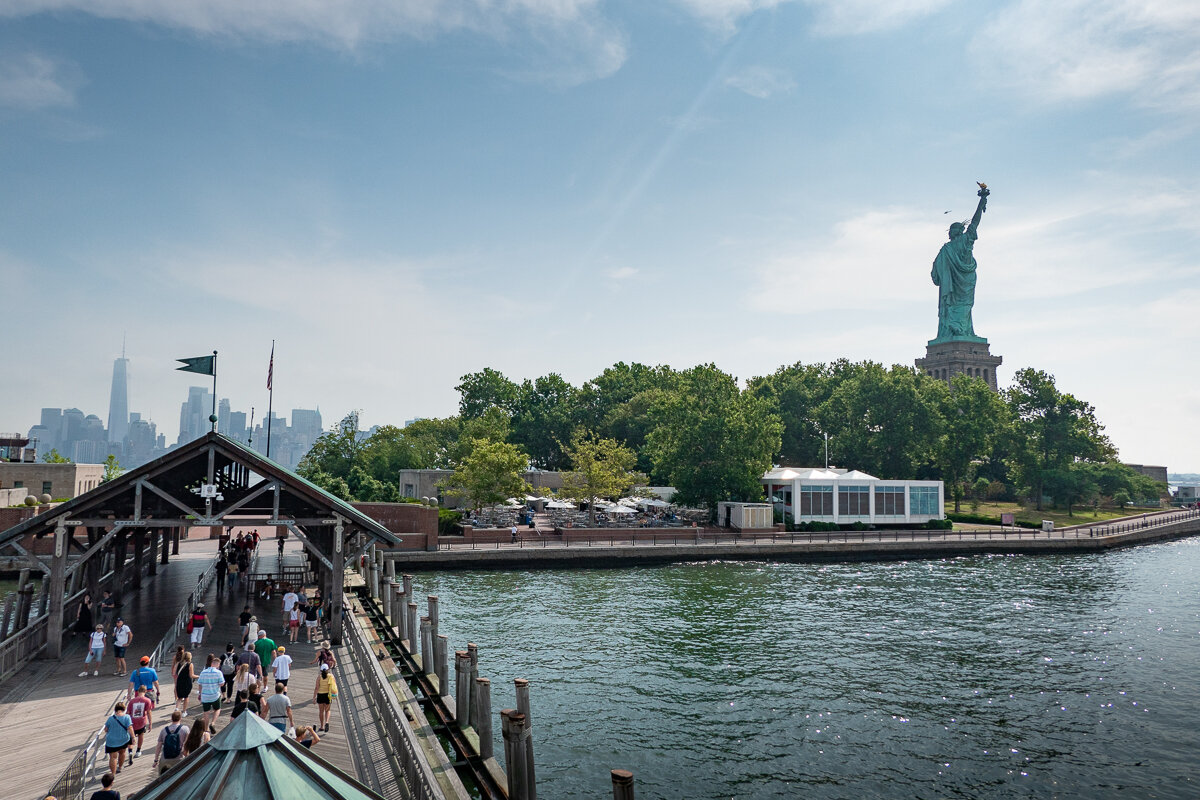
[215, 553, 227, 594]
[238, 606, 252, 642]
[265, 682, 293, 733]
[127, 686, 154, 758]
[269, 646, 292, 687]
[81, 624, 106, 677]
[182, 717, 210, 757]
[152, 710, 187, 775]
[236, 641, 263, 683]
[87, 772, 120, 800]
[287, 604, 301, 643]
[281, 586, 299, 635]
[309, 640, 336, 670]
[227, 557, 239, 594]
[173, 651, 196, 718]
[313, 663, 337, 732]
[72, 593, 93, 637]
[197, 654, 226, 728]
[253, 630, 277, 668]
[187, 603, 210, 650]
[128, 656, 160, 704]
[302, 599, 319, 643]
[110, 619, 132, 676]
[103, 702, 134, 776]
[220, 644, 238, 700]
[242, 616, 259, 647]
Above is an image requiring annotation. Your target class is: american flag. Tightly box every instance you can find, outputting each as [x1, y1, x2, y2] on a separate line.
[267, 342, 274, 391]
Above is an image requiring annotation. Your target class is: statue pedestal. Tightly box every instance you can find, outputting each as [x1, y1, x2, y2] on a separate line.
[916, 338, 1002, 392]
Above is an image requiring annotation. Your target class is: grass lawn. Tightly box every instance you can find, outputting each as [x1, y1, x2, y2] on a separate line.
[945, 500, 1153, 528]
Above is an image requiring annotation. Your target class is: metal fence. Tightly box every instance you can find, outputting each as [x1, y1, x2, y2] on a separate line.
[44, 553, 220, 800]
[343, 602, 447, 800]
[443, 508, 1200, 550]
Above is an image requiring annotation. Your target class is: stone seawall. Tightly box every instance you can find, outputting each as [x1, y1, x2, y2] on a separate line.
[387, 516, 1200, 571]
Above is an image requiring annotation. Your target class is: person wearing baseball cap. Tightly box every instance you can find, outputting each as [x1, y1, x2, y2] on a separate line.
[128, 655, 160, 703]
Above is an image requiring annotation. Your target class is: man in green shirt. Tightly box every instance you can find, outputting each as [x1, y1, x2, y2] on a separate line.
[253, 631, 277, 667]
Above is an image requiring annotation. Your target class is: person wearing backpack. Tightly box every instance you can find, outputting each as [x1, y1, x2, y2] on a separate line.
[153, 710, 186, 774]
[127, 656, 161, 704]
[220, 644, 238, 700]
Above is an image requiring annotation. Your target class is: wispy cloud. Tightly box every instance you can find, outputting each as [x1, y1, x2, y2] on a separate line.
[1, 0, 627, 84]
[607, 266, 638, 280]
[673, 0, 952, 34]
[974, 0, 1200, 110]
[0, 52, 81, 109]
[725, 65, 794, 98]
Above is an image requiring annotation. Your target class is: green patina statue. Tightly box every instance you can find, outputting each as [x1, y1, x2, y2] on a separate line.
[931, 183, 990, 342]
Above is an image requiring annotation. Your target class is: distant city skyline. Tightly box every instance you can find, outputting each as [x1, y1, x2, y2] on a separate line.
[20, 352, 328, 469]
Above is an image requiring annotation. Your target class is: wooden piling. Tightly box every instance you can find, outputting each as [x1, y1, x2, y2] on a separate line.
[503, 710, 529, 800]
[468, 642, 479, 724]
[475, 677, 493, 759]
[406, 602, 418, 654]
[515, 678, 537, 800]
[395, 584, 407, 642]
[419, 616, 434, 677]
[611, 769, 635, 800]
[435, 634, 449, 697]
[427, 595, 439, 642]
[381, 577, 395, 630]
[1, 592, 16, 640]
[455, 651, 471, 723]
[14, 569, 32, 629]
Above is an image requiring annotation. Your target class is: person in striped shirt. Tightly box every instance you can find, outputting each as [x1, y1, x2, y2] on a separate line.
[196, 654, 226, 729]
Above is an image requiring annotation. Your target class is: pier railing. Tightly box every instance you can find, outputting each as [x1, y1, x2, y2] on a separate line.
[440, 508, 1200, 550]
[45, 553, 219, 800]
[343, 600, 447, 800]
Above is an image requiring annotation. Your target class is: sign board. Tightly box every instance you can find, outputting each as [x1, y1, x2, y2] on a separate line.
[1042, 519, 1054, 532]
[199, 484, 218, 498]
[1000, 513, 1015, 526]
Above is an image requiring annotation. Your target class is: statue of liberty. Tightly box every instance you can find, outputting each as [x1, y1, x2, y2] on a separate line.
[932, 183, 989, 340]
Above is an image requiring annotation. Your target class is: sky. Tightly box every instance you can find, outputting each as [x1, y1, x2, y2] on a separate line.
[1, 0, 1197, 469]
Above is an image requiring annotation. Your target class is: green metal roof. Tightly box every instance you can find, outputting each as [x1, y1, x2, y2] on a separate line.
[131, 709, 388, 800]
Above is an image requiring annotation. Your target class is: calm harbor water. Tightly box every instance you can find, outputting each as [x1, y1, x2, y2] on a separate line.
[413, 537, 1200, 799]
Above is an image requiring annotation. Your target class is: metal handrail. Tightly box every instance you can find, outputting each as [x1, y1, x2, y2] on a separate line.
[344, 603, 446, 800]
[443, 507, 1200, 550]
[45, 552, 220, 800]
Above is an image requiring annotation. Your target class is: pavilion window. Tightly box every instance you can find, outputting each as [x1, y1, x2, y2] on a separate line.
[837, 485, 870, 515]
[910, 486, 939, 516]
[800, 485, 833, 516]
[875, 485, 905, 516]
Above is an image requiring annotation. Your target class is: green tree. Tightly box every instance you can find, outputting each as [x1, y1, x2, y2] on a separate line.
[746, 361, 836, 466]
[645, 364, 782, 514]
[298, 412, 363, 486]
[510, 374, 581, 470]
[441, 439, 530, 511]
[401, 417, 464, 469]
[1112, 489, 1131, 510]
[456, 368, 518, 419]
[101, 454, 123, 484]
[42, 448, 72, 463]
[934, 374, 1009, 511]
[361, 425, 420, 478]
[560, 432, 642, 526]
[1004, 369, 1115, 510]
[815, 363, 941, 479]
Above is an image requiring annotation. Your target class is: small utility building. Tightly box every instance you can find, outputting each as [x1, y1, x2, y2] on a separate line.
[763, 467, 943, 526]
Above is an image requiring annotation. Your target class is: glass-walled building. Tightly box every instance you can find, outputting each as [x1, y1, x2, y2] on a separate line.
[762, 467, 943, 525]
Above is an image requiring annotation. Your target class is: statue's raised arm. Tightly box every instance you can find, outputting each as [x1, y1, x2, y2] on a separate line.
[967, 182, 989, 237]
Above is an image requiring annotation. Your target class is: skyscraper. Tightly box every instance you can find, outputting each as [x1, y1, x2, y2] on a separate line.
[107, 356, 130, 444]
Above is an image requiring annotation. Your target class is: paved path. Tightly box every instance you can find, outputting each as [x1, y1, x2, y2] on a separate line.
[0, 537, 370, 800]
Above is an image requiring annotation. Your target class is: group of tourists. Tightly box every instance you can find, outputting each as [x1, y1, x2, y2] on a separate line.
[76, 533, 344, 800]
[214, 534, 255, 595]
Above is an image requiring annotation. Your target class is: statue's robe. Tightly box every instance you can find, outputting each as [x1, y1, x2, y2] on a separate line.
[932, 225, 978, 338]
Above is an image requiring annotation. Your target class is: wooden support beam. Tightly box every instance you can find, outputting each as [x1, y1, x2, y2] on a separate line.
[284, 523, 333, 571]
[44, 520, 69, 659]
[147, 529, 158, 576]
[213, 480, 275, 522]
[131, 529, 145, 590]
[113, 529, 129, 601]
[140, 479, 202, 519]
[329, 520, 345, 646]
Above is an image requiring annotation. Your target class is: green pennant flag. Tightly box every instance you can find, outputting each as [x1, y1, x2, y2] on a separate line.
[176, 355, 215, 376]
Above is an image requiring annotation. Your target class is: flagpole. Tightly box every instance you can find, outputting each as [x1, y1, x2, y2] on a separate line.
[266, 341, 275, 458]
[210, 350, 218, 433]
